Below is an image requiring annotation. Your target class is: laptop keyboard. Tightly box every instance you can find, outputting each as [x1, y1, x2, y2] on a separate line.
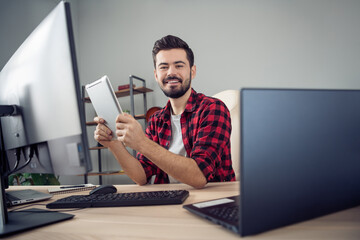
[46, 190, 189, 209]
[208, 205, 239, 222]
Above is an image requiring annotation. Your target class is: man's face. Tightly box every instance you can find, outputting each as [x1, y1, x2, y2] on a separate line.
[154, 48, 196, 99]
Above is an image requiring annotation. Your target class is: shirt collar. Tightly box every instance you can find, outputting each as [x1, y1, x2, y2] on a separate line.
[184, 88, 198, 113]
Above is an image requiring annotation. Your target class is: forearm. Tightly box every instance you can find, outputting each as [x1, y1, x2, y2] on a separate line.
[107, 141, 147, 185]
[138, 138, 207, 189]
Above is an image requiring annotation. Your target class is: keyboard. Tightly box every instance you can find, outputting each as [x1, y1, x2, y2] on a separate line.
[46, 190, 189, 209]
[208, 205, 239, 222]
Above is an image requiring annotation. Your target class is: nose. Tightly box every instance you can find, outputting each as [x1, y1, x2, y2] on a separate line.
[167, 65, 177, 76]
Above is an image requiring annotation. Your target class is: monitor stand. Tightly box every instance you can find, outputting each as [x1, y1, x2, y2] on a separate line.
[0, 205, 74, 237]
[0, 105, 74, 237]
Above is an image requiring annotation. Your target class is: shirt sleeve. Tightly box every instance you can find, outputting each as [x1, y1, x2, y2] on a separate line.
[136, 117, 158, 183]
[189, 100, 232, 182]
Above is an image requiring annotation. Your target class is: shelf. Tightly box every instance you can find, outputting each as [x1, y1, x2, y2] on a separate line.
[116, 87, 153, 97]
[83, 87, 153, 103]
[86, 170, 125, 176]
[135, 114, 146, 119]
[85, 114, 145, 126]
[89, 146, 106, 150]
[82, 76, 151, 185]
[79, 170, 126, 177]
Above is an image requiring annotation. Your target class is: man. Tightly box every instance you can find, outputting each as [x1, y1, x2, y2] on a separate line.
[94, 35, 235, 188]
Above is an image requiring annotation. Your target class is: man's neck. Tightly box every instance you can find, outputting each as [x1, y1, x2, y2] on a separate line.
[169, 88, 192, 115]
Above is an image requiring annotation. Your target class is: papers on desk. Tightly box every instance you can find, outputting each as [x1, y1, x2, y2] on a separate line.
[48, 184, 96, 194]
[192, 198, 234, 208]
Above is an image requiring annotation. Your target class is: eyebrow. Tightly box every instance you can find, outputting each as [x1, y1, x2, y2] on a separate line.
[158, 62, 169, 67]
[157, 61, 186, 67]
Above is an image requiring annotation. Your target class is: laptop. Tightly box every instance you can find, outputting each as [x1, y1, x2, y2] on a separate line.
[6, 189, 52, 207]
[184, 89, 360, 236]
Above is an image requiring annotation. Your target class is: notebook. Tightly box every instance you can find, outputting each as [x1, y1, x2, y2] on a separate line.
[6, 189, 52, 207]
[48, 183, 96, 195]
[183, 89, 360, 236]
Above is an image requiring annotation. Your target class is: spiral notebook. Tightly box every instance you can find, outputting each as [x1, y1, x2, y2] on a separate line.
[48, 184, 96, 195]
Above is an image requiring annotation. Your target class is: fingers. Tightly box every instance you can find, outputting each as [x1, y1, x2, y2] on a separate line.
[115, 123, 126, 140]
[94, 116, 105, 124]
[114, 113, 144, 151]
[94, 116, 111, 140]
[116, 112, 134, 123]
[115, 113, 133, 137]
[94, 114, 131, 143]
[94, 124, 112, 141]
[115, 130, 125, 143]
[116, 121, 126, 130]
[115, 118, 132, 145]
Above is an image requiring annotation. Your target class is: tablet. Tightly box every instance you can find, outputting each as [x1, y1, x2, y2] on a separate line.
[85, 75, 123, 139]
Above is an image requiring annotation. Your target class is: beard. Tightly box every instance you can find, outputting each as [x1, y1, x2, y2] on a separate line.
[159, 74, 191, 99]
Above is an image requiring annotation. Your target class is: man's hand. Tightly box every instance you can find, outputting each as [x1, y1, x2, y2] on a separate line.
[93, 116, 113, 147]
[94, 116, 147, 186]
[115, 113, 147, 151]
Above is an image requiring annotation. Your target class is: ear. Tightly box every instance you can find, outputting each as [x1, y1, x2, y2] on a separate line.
[191, 65, 197, 80]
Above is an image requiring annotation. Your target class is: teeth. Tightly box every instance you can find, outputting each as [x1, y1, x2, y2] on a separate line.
[168, 80, 179, 83]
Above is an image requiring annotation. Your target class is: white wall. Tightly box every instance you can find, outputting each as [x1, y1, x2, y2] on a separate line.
[76, 0, 360, 96]
[235, 0, 360, 89]
[1, 0, 360, 185]
[0, 0, 59, 68]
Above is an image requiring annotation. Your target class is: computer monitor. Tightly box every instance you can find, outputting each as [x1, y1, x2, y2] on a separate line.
[0, 1, 92, 236]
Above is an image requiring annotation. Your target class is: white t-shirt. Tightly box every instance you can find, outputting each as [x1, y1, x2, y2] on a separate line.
[167, 114, 187, 183]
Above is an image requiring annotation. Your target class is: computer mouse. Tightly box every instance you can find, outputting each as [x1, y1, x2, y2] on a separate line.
[89, 185, 117, 195]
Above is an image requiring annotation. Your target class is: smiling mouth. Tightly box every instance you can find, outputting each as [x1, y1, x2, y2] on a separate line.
[165, 80, 181, 84]
[164, 77, 182, 84]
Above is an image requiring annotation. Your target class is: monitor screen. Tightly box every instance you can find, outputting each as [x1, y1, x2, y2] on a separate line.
[0, 1, 93, 237]
[0, 1, 92, 176]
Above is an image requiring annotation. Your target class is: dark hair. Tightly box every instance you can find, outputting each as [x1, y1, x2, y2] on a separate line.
[152, 35, 194, 68]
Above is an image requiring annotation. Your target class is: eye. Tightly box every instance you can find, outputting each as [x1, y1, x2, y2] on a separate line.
[176, 65, 184, 68]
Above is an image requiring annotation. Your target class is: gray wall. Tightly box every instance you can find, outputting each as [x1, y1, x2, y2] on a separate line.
[1, 0, 360, 184]
[75, 0, 360, 105]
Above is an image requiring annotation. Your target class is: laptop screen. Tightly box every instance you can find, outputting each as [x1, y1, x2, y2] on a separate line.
[240, 89, 360, 235]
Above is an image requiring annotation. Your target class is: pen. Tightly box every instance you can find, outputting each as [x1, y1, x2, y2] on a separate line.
[60, 184, 86, 189]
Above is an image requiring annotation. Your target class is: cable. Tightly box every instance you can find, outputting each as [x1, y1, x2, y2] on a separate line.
[9, 148, 21, 173]
[6, 146, 35, 176]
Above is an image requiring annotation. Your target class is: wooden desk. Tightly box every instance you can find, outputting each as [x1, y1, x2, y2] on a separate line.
[4, 182, 360, 240]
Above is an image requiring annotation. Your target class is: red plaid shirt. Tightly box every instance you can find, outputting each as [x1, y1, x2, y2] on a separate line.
[137, 88, 235, 184]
